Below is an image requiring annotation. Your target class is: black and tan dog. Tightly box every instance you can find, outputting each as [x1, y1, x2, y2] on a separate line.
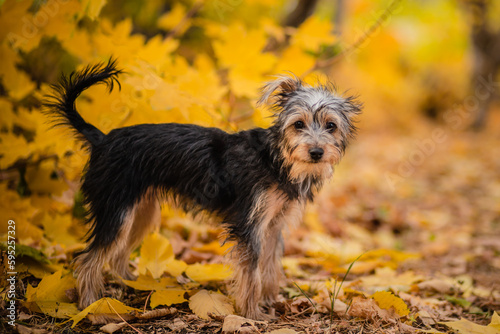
[45, 59, 361, 320]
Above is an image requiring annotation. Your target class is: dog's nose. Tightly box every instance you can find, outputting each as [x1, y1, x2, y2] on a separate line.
[309, 147, 324, 161]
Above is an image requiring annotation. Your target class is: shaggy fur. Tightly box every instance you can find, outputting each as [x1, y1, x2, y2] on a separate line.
[44, 59, 361, 320]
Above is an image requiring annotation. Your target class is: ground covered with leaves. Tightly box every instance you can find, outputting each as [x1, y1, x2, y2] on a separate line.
[1, 0, 499, 333]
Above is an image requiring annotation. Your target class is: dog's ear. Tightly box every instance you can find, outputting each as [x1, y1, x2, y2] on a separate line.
[341, 94, 363, 120]
[257, 75, 302, 108]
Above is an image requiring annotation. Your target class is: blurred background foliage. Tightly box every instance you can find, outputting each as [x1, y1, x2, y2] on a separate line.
[0, 0, 499, 279]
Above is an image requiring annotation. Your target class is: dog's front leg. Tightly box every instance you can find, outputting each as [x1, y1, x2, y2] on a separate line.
[231, 241, 268, 320]
[259, 222, 284, 308]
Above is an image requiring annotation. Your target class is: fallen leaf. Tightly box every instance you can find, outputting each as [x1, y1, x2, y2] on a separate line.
[189, 289, 234, 320]
[347, 296, 397, 323]
[16, 324, 48, 334]
[100, 322, 127, 334]
[417, 279, 456, 294]
[32, 301, 79, 319]
[440, 312, 500, 334]
[186, 263, 233, 282]
[68, 298, 140, 328]
[222, 314, 256, 333]
[26, 270, 76, 303]
[267, 329, 298, 334]
[360, 267, 423, 292]
[123, 274, 178, 291]
[138, 232, 187, 278]
[150, 289, 188, 308]
[192, 240, 233, 255]
[372, 291, 410, 317]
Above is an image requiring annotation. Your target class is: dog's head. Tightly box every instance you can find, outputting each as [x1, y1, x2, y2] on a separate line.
[258, 75, 361, 182]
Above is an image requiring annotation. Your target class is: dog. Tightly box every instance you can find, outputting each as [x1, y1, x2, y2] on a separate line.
[45, 59, 361, 320]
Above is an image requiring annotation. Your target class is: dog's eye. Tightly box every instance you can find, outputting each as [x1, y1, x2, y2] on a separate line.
[294, 121, 305, 129]
[326, 122, 337, 131]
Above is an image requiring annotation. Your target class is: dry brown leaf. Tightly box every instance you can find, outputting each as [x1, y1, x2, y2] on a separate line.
[16, 325, 48, 334]
[167, 318, 188, 331]
[347, 296, 397, 323]
[267, 329, 298, 334]
[222, 314, 256, 333]
[314, 287, 348, 314]
[417, 279, 456, 294]
[418, 310, 438, 327]
[290, 297, 314, 314]
[99, 322, 127, 334]
[189, 289, 234, 320]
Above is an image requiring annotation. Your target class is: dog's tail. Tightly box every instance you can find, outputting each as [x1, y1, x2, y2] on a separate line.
[44, 58, 122, 147]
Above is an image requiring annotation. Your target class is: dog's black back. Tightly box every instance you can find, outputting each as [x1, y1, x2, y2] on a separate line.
[84, 121, 310, 253]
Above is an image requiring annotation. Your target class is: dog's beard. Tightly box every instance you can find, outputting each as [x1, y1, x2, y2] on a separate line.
[287, 160, 334, 183]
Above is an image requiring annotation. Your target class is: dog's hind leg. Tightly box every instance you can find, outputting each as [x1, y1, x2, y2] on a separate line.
[109, 192, 161, 281]
[75, 203, 136, 309]
[74, 243, 109, 309]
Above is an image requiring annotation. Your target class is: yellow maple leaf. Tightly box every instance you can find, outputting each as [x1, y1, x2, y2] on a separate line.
[25, 161, 68, 196]
[25, 270, 76, 303]
[40, 0, 81, 43]
[136, 35, 179, 66]
[274, 45, 316, 77]
[441, 312, 500, 334]
[32, 301, 79, 319]
[166, 258, 188, 277]
[213, 23, 276, 98]
[69, 298, 140, 328]
[40, 213, 79, 246]
[0, 99, 15, 129]
[158, 3, 190, 35]
[0, 0, 32, 49]
[138, 232, 188, 279]
[60, 30, 94, 64]
[150, 289, 188, 308]
[149, 80, 193, 117]
[360, 267, 424, 292]
[123, 274, 178, 291]
[491, 312, 500, 330]
[138, 232, 173, 278]
[76, 84, 130, 134]
[291, 15, 336, 52]
[189, 290, 234, 320]
[185, 263, 233, 282]
[95, 19, 145, 65]
[0, 44, 36, 99]
[372, 291, 410, 317]
[178, 54, 228, 106]
[261, 17, 286, 44]
[192, 240, 233, 256]
[0, 133, 30, 168]
[13, 107, 46, 133]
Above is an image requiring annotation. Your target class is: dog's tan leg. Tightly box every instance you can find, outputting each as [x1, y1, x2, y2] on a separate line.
[259, 222, 284, 307]
[109, 194, 161, 281]
[232, 245, 266, 320]
[260, 200, 304, 307]
[75, 245, 109, 309]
